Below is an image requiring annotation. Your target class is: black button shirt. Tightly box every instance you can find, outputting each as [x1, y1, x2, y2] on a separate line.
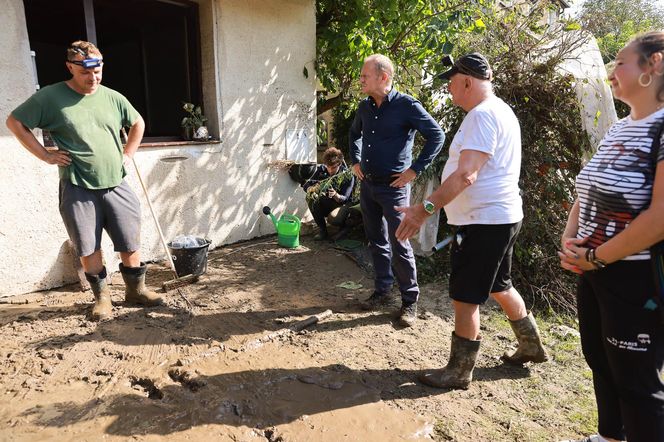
[349, 89, 444, 176]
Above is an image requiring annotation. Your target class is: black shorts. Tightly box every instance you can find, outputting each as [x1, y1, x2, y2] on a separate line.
[449, 221, 522, 305]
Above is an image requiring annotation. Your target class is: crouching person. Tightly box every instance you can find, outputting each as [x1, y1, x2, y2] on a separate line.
[396, 53, 548, 389]
[303, 147, 355, 240]
[6, 40, 162, 321]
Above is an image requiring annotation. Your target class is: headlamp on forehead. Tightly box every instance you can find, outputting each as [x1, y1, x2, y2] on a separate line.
[70, 58, 103, 69]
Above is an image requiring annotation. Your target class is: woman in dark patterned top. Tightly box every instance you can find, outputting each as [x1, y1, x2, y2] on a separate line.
[558, 31, 664, 442]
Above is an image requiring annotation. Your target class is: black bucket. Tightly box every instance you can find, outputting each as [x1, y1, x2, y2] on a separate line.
[288, 163, 317, 185]
[167, 238, 210, 277]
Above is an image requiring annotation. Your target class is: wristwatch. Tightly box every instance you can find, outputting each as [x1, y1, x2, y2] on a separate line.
[422, 199, 436, 215]
[585, 248, 607, 270]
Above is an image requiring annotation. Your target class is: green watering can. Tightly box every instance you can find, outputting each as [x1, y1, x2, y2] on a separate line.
[262, 206, 301, 248]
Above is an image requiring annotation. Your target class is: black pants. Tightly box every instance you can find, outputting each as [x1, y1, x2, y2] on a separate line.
[307, 196, 342, 234]
[577, 260, 664, 441]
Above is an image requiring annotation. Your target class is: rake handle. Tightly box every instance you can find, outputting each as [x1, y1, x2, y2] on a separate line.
[131, 157, 179, 278]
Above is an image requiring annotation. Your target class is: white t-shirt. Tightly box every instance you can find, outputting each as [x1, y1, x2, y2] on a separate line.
[441, 95, 523, 225]
[576, 108, 664, 260]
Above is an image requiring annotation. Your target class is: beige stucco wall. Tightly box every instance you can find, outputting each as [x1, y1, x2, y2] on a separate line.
[0, 0, 316, 296]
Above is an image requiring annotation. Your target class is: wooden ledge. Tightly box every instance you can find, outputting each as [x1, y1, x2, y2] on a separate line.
[139, 138, 222, 148]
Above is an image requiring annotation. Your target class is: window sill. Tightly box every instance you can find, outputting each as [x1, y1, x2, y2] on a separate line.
[139, 138, 222, 148]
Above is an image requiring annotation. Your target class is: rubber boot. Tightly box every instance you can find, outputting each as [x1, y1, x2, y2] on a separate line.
[502, 311, 549, 365]
[120, 263, 164, 306]
[85, 267, 113, 321]
[418, 332, 481, 390]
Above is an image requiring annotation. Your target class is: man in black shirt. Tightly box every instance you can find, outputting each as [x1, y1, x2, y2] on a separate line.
[349, 54, 444, 326]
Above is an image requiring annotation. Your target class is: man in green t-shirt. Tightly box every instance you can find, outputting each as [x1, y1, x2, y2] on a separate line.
[6, 40, 163, 321]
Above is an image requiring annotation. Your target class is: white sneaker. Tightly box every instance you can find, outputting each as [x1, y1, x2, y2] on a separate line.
[559, 435, 603, 442]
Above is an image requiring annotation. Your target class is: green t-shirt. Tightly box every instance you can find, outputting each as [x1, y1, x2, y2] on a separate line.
[11, 82, 140, 189]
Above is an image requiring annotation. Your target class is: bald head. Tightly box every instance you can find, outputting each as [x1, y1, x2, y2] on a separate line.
[365, 54, 394, 88]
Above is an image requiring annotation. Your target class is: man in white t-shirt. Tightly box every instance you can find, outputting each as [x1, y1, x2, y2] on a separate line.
[396, 53, 548, 389]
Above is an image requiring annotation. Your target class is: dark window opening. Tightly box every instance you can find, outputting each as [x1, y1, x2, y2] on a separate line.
[23, 0, 202, 139]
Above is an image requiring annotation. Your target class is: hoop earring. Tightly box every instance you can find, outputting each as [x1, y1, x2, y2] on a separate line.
[655, 68, 664, 77]
[639, 73, 653, 87]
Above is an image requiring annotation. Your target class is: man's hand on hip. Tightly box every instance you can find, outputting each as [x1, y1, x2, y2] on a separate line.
[44, 149, 71, 167]
[352, 163, 364, 180]
[395, 204, 428, 241]
[123, 153, 133, 168]
[390, 168, 416, 188]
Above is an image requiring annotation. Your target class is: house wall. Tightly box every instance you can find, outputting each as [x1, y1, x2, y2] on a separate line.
[0, 0, 316, 296]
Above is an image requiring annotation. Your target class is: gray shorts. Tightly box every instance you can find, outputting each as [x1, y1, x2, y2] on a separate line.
[59, 179, 141, 257]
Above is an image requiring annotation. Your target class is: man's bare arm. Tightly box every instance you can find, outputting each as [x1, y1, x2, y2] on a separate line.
[6, 115, 70, 166]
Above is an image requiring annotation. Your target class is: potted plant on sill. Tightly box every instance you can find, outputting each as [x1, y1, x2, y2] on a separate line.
[181, 102, 209, 141]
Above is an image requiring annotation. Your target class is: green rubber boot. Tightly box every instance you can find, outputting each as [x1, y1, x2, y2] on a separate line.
[502, 312, 549, 365]
[85, 267, 113, 321]
[419, 332, 481, 390]
[120, 263, 164, 306]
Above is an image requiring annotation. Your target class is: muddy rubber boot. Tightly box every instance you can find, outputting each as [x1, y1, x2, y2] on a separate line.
[120, 263, 164, 306]
[85, 267, 113, 321]
[501, 311, 549, 365]
[418, 332, 481, 390]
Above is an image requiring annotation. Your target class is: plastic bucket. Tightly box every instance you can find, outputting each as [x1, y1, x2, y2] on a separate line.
[277, 214, 300, 248]
[167, 238, 210, 277]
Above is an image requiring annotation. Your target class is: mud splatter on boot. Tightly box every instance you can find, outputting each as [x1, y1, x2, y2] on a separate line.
[418, 332, 481, 390]
[85, 267, 113, 321]
[502, 312, 549, 365]
[120, 263, 163, 306]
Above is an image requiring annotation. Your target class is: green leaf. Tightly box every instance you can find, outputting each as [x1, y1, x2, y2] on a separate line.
[337, 281, 363, 290]
[563, 22, 582, 31]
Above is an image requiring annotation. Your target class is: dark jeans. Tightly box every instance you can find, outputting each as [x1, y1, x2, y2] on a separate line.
[577, 260, 664, 442]
[360, 180, 418, 304]
[307, 196, 343, 234]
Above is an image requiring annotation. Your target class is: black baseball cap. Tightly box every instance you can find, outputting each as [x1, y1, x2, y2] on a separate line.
[437, 52, 492, 81]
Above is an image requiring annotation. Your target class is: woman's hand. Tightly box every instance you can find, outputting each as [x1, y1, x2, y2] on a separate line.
[558, 236, 594, 274]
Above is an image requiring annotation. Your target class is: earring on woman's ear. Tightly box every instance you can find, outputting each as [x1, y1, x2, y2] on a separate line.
[639, 72, 653, 87]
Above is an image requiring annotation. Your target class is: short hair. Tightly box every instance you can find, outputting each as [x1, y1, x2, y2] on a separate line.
[66, 41, 103, 62]
[365, 54, 394, 86]
[630, 31, 664, 102]
[323, 147, 344, 166]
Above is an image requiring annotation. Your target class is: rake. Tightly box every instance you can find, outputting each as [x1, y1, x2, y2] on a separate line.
[131, 157, 194, 312]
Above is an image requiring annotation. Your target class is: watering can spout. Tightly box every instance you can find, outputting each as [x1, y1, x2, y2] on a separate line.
[262, 206, 278, 229]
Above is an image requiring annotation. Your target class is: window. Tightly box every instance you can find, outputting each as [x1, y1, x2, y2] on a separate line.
[23, 0, 203, 140]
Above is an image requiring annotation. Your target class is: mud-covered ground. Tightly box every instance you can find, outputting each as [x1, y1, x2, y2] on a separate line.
[0, 236, 596, 441]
